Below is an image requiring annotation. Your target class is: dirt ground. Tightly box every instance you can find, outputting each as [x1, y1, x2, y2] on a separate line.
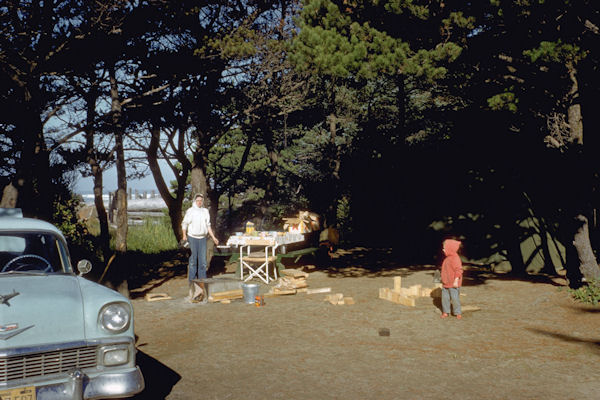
[128, 248, 600, 400]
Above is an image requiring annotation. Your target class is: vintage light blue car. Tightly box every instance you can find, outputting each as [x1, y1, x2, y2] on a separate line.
[0, 210, 144, 399]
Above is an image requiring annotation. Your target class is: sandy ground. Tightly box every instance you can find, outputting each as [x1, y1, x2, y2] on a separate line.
[128, 248, 600, 400]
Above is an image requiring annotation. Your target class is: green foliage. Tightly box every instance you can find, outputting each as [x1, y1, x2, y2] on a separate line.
[384, 0, 429, 18]
[291, 0, 462, 81]
[523, 40, 586, 65]
[52, 196, 95, 256]
[568, 280, 600, 305]
[122, 217, 179, 254]
[487, 91, 518, 112]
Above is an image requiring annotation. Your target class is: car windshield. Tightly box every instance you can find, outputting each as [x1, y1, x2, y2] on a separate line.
[0, 232, 67, 274]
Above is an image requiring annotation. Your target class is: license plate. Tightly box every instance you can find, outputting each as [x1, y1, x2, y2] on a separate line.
[0, 386, 35, 400]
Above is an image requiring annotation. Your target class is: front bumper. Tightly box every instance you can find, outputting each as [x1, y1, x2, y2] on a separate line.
[32, 367, 144, 400]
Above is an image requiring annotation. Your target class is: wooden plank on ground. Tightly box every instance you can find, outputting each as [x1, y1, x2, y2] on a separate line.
[306, 287, 331, 294]
[209, 289, 243, 302]
[264, 289, 297, 297]
[145, 293, 172, 302]
[210, 289, 243, 300]
[211, 289, 243, 297]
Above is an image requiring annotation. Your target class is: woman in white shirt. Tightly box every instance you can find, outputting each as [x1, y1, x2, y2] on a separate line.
[181, 193, 219, 301]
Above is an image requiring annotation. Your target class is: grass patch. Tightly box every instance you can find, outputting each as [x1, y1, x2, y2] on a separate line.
[108, 217, 179, 254]
[568, 279, 600, 305]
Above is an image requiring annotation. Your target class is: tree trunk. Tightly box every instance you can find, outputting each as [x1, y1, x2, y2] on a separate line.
[573, 214, 600, 281]
[18, 97, 51, 219]
[147, 124, 187, 242]
[264, 128, 279, 204]
[566, 62, 583, 144]
[109, 66, 129, 298]
[110, 67, 128, 254]
[84, 91, 110, 259]
[564, 65, 599, 283]
[324, 112, 341, 228]
[92, 171, 110, 256]
[191, 148, 209, 198]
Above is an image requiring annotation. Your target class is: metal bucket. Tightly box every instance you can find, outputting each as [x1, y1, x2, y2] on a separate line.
[241, 283, 259, 304]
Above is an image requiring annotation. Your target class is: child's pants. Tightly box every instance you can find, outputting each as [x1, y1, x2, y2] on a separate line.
[441, 287, 461, 315]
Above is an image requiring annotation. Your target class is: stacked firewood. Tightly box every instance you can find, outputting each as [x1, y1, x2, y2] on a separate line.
[266, 269, 309, 296]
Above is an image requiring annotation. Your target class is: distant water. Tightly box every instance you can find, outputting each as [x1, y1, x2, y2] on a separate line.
[78, 192, 167, 211]
[80, 193, 109, 205]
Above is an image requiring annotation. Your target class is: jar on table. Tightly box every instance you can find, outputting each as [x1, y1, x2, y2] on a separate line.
[245, 221, 255, 234]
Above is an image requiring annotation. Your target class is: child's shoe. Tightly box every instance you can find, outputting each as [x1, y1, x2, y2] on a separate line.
[456, 314, 462, 320]
[440, 313, 449, 319]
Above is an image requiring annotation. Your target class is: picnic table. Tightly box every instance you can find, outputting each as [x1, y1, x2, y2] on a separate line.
[223, 232, 317, 281]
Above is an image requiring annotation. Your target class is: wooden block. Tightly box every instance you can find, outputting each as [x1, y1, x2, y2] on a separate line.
[211, 289, 243, 297]
[393, 276, 402, 292]
[264, 289, 297, 297]
[461, 305, 481, 312]
[220, 299, 231, 304]
[344, 297, 355, 305]
[325, 293, 344, 305]
[407, 284, 422, 297]
[297, 288, 308, 293]
[420, 287, 433, 297]
[145, 293, 172, 302]
[306, 287, 331, 294]
[210, 289, 243, 301]
[290, 279, 308, 289]
[281, 269, 309, 279]
[379, 287, 392, 301]
[395, 296, 416, 307]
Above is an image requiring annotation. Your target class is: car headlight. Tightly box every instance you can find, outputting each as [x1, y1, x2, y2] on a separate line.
[99, 302, 131, 333]
[101, 345, 130, 366]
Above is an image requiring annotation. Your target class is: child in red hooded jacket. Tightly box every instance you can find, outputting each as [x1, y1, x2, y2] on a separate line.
[440, 239, 463, 319]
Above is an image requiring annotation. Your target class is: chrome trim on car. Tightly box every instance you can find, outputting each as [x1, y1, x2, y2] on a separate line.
[32, 367, 144, 400]
[0, 338, 133, 358]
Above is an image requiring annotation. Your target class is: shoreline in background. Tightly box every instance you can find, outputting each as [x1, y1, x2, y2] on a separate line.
[79, 192, 167, 211]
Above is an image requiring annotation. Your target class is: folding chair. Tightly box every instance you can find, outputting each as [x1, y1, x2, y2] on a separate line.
[240, 241, 278, 284]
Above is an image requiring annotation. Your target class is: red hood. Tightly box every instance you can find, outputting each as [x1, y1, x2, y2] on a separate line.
[443, 239, 461, 256]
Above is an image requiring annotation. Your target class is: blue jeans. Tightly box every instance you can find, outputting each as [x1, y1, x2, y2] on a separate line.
[188, 236, 207, 282]
[441, 287, 461, 315]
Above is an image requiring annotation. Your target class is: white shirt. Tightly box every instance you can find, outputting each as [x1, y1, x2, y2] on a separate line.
[181, 203, 211, 239]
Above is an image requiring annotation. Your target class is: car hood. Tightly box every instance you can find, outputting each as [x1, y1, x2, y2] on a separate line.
[0, 274, 121, 350]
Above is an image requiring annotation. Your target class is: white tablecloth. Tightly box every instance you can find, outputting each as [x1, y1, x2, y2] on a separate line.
[226, 232, 304, 247]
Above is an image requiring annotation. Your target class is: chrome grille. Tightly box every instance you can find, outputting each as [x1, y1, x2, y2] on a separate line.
[0, 346, 97, 383]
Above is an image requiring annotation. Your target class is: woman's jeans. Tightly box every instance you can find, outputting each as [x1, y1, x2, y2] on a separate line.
[188, 236, 207, 282]
[441, 287, 461, 315]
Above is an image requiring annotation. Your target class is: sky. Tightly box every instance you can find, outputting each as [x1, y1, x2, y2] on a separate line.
[73, 159, 176, 195]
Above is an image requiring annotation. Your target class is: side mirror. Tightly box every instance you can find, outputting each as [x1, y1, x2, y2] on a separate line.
[77, 259, 92, 276]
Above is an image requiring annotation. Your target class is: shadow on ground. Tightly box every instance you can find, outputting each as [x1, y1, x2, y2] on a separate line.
[118, 246, 566, 299]
[130, 349, 181, 399]
[291, 246, 565, 289]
